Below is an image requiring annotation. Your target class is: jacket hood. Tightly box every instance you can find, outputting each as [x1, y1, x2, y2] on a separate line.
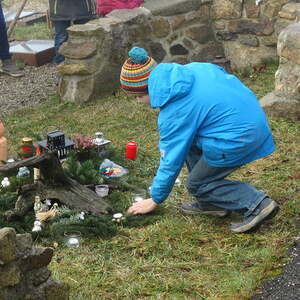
[148, 63, 194, 108]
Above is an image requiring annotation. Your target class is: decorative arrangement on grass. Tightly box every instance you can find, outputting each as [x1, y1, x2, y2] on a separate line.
[0, 127, 162, 245]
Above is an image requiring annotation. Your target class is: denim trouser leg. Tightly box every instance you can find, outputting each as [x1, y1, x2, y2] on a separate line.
[53, 19, 90, 64]
[185, 146, 267, 217]
[0, 3, 11, 61]
[53, 20, 70, 64]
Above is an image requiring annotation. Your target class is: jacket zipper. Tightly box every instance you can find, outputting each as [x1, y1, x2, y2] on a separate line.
[85, 0, 90, 12]
[54, 0, 58, 14]
[91, 0, 96, 13]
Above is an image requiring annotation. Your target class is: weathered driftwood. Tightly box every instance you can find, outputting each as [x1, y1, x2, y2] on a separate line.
[0, 152, 111, 220]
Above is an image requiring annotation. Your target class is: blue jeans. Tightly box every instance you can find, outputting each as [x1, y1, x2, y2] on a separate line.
[53, 19, 90, 64]
[0, 2, 11, 61]
[185, 145, 267, 217]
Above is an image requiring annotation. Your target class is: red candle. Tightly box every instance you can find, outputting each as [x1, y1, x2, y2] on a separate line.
[125, 141, 137, 160]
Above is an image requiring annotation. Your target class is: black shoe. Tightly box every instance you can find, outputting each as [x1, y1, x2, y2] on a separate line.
[181, 201, 230, 217]
[230, 198, 279, 233]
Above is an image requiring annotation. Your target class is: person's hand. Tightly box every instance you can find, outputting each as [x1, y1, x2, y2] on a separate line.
[127, 198, 158, 215]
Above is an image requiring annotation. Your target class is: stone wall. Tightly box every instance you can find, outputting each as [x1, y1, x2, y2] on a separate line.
[261, 22, 300, 121]
[0, 227, 69, 300]
[58, 0, 298, 103]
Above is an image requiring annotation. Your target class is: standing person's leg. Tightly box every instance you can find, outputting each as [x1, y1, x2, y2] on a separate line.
[182, 146, 279, 232]
[53, 20, 70, 64]
[0, 3, 23, 77]
[0, 2, 11, 61]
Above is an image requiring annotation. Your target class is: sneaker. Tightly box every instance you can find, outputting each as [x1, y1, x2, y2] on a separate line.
[181, 201, 230, 217]
[0, 59, 24, 77]
[230, 198, 279, 233]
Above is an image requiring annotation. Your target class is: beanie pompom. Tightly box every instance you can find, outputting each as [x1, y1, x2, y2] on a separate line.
[128, 47, 149, 64]
[120, 47, 157, 95]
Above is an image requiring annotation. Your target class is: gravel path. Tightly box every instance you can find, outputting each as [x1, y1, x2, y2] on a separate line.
[0, 64, 58, 118]
[1, 0, 57, 118]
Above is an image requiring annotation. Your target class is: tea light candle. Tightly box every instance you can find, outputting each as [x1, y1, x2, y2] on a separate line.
[67, 237, 79, 248]
[64, 231, 81, 248]
[132, 189, 146, 203]
[95, 184, 109, 197]
[133, 195, 144, 202]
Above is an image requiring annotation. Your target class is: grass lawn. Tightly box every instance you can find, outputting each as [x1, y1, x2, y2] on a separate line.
[2, 24, 300, 300]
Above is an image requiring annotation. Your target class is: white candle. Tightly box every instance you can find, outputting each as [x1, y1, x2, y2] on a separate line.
[67, 237, 79, 248]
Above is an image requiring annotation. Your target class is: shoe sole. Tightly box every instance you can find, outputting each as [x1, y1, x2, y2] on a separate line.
[181, 208, 230, 217]
[231, 201, 279, 233]
[0, 69, 24, 78]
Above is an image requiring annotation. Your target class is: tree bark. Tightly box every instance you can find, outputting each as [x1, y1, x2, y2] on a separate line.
[0, 153, 111, 218]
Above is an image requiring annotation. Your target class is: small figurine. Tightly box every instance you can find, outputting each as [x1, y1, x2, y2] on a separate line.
[32, 220, 43, 232]
[34, 196, 48, 214]
[36, 203, 59, 222]
[45, 199, 52, 207]
[1, 177, 10, 187]
[17, 166, 30, 178]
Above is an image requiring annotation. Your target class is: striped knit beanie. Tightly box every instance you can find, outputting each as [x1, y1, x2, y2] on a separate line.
[120, 47, 157, 95]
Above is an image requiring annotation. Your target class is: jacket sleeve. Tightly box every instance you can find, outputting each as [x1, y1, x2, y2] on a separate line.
[150, 107, 199, 204]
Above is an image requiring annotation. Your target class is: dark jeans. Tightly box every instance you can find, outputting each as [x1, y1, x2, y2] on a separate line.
[53, 19, 90, 64]
[185, 145, 267, 217]
[0, 2, 11, 61]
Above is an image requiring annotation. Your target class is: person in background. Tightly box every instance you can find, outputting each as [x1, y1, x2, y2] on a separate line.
[121, 46, 279, 234]
[0, 1, 24, 77]
[48, 0, 97, 64]
[96, 0, 143, 17]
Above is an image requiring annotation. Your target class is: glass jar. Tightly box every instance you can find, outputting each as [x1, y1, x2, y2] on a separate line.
[95, 184, 109, 197]
[132, 189, 146, 203]
[64, 231, 82, 248]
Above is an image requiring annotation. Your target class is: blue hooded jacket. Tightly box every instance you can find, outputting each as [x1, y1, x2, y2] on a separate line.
[148, 62, 275, 204]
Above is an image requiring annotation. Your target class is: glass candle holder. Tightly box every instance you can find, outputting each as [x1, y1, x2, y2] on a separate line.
[132, 189, 146, 203]
[94, 132, 104, 145]
[95, 184, 109, 197]
[64, 231, 82, 248]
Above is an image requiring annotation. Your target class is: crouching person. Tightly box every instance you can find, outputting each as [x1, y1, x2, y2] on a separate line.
[121, 47, 279, 233]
